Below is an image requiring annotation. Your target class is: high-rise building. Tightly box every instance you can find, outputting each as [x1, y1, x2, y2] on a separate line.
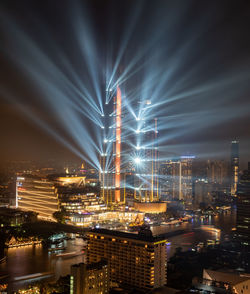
[100, 86, 125, 205]
[159, 160, 181, 200]
[158, 157, 194, 205]
[70, 260, 109, 294]
[179, 156, 194, 205]
[236, 164, 250, 244]
[207, 160, 229, 186]
[194, 179, 212, 208]
[231, 140, 239, 196]
[86, 228, 167, 291]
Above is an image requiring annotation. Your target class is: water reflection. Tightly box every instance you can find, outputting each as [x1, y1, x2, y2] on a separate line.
[152, 210, 236, 260]
[0, 210, 236, 291]
[0, 238, 85, 292]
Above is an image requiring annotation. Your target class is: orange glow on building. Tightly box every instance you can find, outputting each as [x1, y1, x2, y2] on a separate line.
[115, 86, 121, 202]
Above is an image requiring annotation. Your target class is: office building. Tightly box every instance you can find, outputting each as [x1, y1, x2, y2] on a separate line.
[231, 140, 239, 196]
[179, 156, 194, 205]
[70, 260, 109, 294]
[86, 228, 167, 291]
[194, 179, 213, 208]
[159, 160, 181, 200]
[207, 160, 229, 186]
[159, 157, 194, 206]
[236, 164, 250, 244]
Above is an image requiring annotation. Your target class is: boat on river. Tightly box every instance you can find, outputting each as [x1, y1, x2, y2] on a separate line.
[56, 251, 83, 258]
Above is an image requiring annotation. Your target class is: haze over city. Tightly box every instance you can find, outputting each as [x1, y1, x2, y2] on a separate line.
[1, 1, 250, 294]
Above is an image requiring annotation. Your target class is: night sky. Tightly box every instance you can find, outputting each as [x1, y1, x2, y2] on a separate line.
[0, 0, 250, 167]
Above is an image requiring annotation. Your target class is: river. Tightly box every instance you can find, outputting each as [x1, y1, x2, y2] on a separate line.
[152, 209, 236, 260]
[0, 209, 236, 292]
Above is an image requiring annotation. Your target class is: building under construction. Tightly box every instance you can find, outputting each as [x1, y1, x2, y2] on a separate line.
[133, 101, 159, 202]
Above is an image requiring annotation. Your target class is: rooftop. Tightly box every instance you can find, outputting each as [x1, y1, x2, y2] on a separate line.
[72, 260, 108, 271]
[0, 207, 34, 217]
[89, 228, 166, 243]
[204, 269, 250, 286]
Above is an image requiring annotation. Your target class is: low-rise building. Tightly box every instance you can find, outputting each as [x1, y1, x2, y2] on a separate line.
[193, 269, 250, 294]
[69, 210, 144, 227]
[0, 207, 37, 227]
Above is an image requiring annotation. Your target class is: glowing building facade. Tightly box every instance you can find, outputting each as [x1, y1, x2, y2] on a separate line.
[231, 140, 239, 196]
[17, 174, 102, 221]
[100, 86, 125, 205]
[59, 192, 106, 214]
[16, 176, 58, 220]
[69, 210, 144, 227]
[87, 228, 167, 291]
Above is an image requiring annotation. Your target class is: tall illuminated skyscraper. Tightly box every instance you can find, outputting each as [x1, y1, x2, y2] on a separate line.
[231, 140, 239, 196]
[100, 86, 125, 205]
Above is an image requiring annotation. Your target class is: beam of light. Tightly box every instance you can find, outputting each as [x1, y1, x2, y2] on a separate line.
[0, 88, 100, 170]
[70, 1, 103, 115]
[134, 157, 142, 164]
[106, 1, 143, 91]
[1, 0, 250, 172]
[0, 14, 105, 169]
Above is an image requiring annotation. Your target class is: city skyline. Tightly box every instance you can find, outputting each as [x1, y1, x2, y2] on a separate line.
[1, 1, 250, 293]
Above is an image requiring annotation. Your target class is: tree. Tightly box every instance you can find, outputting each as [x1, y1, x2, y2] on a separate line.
[53, 210, 66, 224]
